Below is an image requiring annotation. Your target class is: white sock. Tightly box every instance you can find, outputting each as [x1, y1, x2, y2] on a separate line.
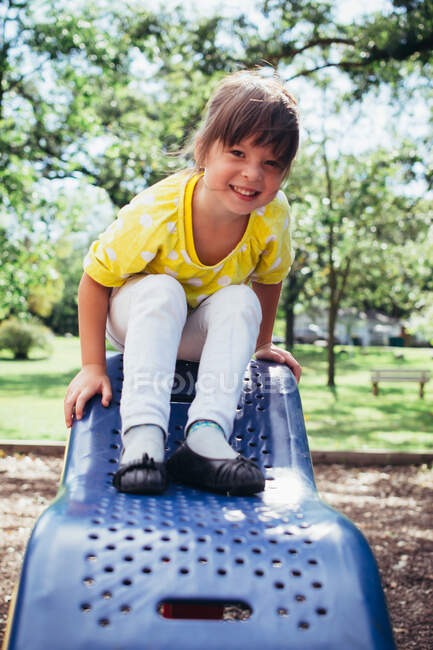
[186, 420, 238, 460]
[121, 424, 165, 464]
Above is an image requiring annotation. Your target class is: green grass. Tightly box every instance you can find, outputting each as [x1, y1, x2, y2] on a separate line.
[0, 337, 80, 441]
[0, 337, 432, 451]
[295, 344, 433, 451]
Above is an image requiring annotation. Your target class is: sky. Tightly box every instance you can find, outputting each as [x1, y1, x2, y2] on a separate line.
[150, 0, 427, 159]
[157, 0, 393, 21]
[38, 0, 432, 207]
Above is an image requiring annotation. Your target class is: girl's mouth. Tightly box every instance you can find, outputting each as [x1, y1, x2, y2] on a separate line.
[230, 184, 260, 199]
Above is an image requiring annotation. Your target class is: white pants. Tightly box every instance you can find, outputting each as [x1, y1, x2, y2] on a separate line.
[106, 275, 262, 439]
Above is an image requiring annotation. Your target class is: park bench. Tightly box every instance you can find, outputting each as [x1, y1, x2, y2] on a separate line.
[370, 368, 431, 398]
[4, 354, 395, 650]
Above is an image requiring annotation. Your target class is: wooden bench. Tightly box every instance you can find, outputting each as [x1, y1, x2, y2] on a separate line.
[370, 368, 431, 398]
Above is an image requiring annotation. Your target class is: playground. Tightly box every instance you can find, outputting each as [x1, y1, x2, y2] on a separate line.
[0, 353, 431, 649]
[2, 2, 432, 647]
[0, 453, 431, 649]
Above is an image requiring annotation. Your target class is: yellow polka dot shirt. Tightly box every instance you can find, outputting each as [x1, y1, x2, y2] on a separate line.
[84, 170, 293, 308]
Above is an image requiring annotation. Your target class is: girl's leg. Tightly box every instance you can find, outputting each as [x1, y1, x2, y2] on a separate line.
[181, 284, 261, 441]
[168, 285, 265, 495]
[107, 274, 187, 492]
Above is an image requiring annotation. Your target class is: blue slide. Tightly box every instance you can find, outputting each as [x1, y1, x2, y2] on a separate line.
[3, 354, 395, 649]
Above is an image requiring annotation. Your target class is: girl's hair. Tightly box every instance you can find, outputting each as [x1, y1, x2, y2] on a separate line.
[193, 69, 299, 175]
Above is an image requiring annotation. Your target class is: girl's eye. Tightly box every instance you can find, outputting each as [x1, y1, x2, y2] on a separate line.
[230, 149, 244, 157]
[265, 160, 282, 169]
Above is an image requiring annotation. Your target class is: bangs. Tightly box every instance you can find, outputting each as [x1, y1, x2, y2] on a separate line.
[220, 99, 298, 167]
[194, 71, 300, 173]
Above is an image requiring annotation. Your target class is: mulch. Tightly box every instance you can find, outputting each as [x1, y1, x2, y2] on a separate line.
[0, 454, 432, 649]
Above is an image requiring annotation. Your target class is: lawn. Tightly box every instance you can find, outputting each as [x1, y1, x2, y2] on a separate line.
[0, 337, 81, 442]
[0, 337, 432, 451]
[295, 344, 433, 451]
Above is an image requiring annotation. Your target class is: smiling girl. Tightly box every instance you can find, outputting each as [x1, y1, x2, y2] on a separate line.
[64, 69, 301, 496]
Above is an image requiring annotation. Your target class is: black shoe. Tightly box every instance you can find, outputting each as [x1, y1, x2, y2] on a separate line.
[113, 453, 167, 495]
[166, 442, 265, 496]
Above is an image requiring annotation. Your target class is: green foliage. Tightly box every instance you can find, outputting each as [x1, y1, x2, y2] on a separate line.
[0, 225, 63, 321]
[1, 0, 432, 379]
[44, 250, 84, 335]
[0, 317, 54, 360]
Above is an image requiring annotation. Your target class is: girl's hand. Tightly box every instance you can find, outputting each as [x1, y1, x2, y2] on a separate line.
[64, 364, 112, 428]
[255, 343, 302, 383]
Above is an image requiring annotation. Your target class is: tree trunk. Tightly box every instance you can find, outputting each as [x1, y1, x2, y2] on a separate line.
[282, 269, 307, 350]
[285, 301, 295, 349]
[327, 302, 337, 387]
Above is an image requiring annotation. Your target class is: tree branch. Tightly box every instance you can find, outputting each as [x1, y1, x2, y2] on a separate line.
[287, 34, 433, 80]
[285, 36, 356, 57]
[287, 59, 367, 81]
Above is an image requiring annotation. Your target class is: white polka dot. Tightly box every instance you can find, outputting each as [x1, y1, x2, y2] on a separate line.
[180, 249, 192, 264]
[213, 264, 223, 273]
[187, 278, 203, 286]
[164, 267, 178, 277]
[96, 243, 104, 257]
[196, 294, 209, 304]
[167, 250, 178, 260]
[83, 254, 91, 268]
[141, 251, 156, 262]
[173, 197, 179, 207]
[269, 256, 282, 271]
[240, 243, 247, 252]
[106, 219, 123, 241]
[167, 221, 177, 233]
[134, 193, 155, 206]
[106, 247, 117, 261]
[265, 234, 277, 244]
[120, 273, 130, 279]
[256, 206, 266, 216]
[283, 217, 289, 230]
[140, 214, 153, 228]
[217, 275, 231, 287]
[277, 190, 285, 202]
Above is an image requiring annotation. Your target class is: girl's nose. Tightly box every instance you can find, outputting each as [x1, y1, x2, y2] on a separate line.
[241, 163, 263, 182]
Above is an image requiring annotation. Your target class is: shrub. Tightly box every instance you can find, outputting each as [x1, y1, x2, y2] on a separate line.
[0, 317, 54, 359]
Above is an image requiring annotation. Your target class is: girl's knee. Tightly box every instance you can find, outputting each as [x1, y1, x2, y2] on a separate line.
[212, 284, 262, 323]
[132, 274, 187, 313]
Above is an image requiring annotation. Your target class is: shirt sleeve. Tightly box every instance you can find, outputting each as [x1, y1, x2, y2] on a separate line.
[83, 196, 164, 287]
[251, 192, 293, 285]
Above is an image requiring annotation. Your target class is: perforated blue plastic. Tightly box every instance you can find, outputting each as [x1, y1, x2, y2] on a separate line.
[4, 354, 395, 649]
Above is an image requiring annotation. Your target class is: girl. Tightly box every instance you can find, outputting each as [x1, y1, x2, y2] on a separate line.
[64, 69, 302, 496]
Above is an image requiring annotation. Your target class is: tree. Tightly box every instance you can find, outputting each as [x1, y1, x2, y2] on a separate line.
[401, 225, 433, 344]
[286, 136, 431, 385]
[243, 1, 433, 90]
[2, 0, 431, 350]
[0, 0, 167, 319]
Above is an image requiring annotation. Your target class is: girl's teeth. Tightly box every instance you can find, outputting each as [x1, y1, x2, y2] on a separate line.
[233, 186, 256, 196]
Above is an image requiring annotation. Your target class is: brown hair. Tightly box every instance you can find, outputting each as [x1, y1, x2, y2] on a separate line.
[193, 69, 299, 175]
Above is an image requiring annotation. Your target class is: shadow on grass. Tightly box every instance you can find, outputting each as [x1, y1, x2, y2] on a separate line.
[308, 413, 433, 450]
[0, 355, 52, 362]
[0, 369, 80, 396]
[306, 384, 433, 450]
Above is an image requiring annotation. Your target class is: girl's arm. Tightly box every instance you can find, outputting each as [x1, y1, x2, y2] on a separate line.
[64, 273, 113, 427]
[252, 281, 302, 383]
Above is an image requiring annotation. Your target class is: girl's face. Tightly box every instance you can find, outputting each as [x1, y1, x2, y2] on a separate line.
[199, 137, 285, 219]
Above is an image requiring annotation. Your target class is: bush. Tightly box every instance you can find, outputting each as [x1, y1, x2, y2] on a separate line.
[0, 317, 54, 359]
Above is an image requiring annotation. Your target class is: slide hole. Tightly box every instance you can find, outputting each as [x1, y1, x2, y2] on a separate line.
[157, 599, 252, 621]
